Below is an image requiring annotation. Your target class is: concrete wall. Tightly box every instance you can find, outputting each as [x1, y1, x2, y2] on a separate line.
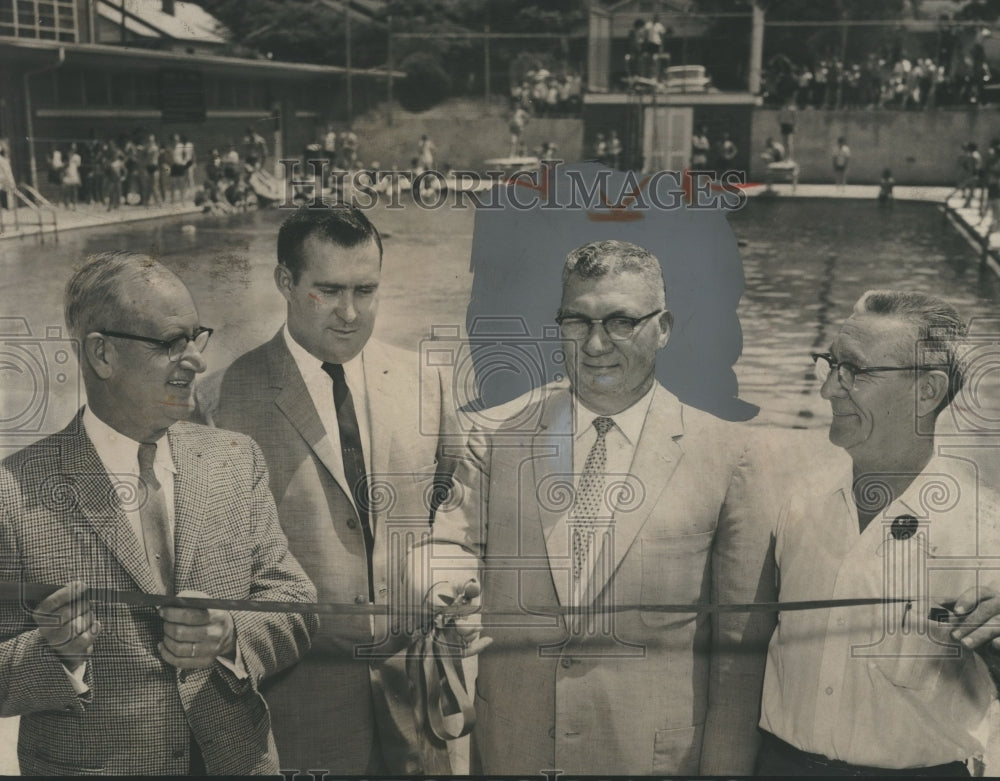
[752, 108, 1000, 186]
[351, 112, 583, 171]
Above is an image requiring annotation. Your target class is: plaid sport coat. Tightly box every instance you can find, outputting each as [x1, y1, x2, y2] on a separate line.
[0, 411, 317, 775]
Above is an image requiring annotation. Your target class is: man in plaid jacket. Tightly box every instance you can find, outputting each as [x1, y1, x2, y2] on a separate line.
[0, 251, 316, 775]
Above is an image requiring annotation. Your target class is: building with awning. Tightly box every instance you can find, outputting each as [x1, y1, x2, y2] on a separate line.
[0, 0, 400, 187]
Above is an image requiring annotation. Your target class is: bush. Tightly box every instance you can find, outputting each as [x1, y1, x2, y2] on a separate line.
[399, 52, 452, 112]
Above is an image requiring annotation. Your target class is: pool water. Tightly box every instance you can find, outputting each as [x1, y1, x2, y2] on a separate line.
[1, 198, 996, 444]
[728, 198, 1000, 428]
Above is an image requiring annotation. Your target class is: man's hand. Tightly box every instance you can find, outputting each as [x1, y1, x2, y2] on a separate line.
[948, 586, 1000, 652]
[32, 580, 101, 670]
[426, 579, 492, 659]
[158, 590, 236, 669]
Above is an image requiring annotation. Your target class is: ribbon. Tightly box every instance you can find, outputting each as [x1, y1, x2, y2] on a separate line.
[5, 580, 933, 746]
[1, 580, 917, 617]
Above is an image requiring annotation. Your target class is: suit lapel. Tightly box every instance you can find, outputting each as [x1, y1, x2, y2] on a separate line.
[596, 384, 685, 602]
[532, 388, 575, 607]
[63, 413, 161, 594]
[170, 429, 210, 590]
[268, 332, 354, 502]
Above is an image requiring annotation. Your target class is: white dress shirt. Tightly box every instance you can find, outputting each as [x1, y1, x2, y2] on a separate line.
[282, 325, 373, 516]
[545, 385, 655, 605]
[73, 407, 245, 692]
[760, 455, 998, 768]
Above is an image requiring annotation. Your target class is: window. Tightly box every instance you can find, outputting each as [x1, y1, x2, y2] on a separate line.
[0, 0, 78, 41]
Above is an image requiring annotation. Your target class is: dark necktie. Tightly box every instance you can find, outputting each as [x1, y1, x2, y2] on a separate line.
[570, 416, 614, 580]
[137, 442, 174, 594]
[322, 362, 375, 601]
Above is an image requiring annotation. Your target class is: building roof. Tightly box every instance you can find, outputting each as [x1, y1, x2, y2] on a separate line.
[96, 0, 228, 44]
[0, 37, 404, 78]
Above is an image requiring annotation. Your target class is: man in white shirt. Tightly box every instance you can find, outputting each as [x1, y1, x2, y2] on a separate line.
[205, 205, 460, 774]
[0, 251, 316, 774]
[421, 239, 777, 775]
[758, 289, 1000, 776]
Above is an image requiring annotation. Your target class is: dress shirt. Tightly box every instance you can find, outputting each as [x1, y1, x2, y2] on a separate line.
[760, 455, 998, 768]
[282, 324, 372, 515]
[545, 385, 654, 605]
[76, 407, 246, 690]
[83, 406, 176, 558]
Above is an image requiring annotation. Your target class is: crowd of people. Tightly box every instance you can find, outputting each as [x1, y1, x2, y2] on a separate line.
[763, 33, 995, 109]
[509, 66, 583, 118]
[950, 137, 1000, 233]
[40, 127, 274, 213]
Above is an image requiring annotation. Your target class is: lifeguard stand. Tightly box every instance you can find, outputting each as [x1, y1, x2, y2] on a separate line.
[586, 0, 759, 174]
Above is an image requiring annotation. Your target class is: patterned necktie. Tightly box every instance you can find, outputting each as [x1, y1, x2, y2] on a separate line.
[137, 442, 174, 594]
[322, 362, 375, 602]
[571, 416, 614, 579]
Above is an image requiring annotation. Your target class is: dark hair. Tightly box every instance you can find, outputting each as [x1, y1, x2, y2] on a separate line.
[277, 205, 383, 282]
[854, 289, 968, 414]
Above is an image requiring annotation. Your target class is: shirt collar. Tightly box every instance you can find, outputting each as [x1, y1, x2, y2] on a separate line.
[573, 383, 656, 446]
[282, 323, 366, 386]
[82, 405, 176, 475]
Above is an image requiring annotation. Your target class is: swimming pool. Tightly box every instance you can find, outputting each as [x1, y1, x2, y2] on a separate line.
[1, 197, 996, 443]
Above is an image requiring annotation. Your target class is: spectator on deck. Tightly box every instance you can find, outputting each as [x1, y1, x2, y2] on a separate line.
[170, 134, 188, 204]
[643, 15, 666, 78]
[48, 146, 64, 186]
[594, 132, 608, 165]
[778, 103, 796, 160]
[140, 134, 162, 207]
[718, 132, 738, 171]
[418, 134, 436, 170]
[878, 168, 895, 205]
[832, 136, 850, 191]
[761, 136, 785, 164]
[609, 130, 623, 169]
[244, 127, 268, 171]
[509, 106, 528, 157]
[627, 19, 645, 78]
[0, 146, 15, 216]
[61, 143, 81, 210]
[340, 128, 358, 169]
[105, 150, 124, 211]
[691, 126, 711, 169]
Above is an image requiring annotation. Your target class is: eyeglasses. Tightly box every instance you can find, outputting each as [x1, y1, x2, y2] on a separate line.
[556, 309, 664, 342]
[102, 326, 213, 362]
[811, 352, 920, 391]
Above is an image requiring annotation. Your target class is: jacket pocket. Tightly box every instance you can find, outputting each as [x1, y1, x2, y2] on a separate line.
[640, 531, 714, 627]
[652, 723, 702, 773]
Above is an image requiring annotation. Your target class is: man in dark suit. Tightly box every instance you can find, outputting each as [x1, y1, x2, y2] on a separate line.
[204, 205, 460, 774]
[422, 239, 777, 775]
[0, 251, 316, 775]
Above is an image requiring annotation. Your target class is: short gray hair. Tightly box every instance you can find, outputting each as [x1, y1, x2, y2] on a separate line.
[562, 240, 666, 307]
[64, 251, 171, 341]
[854, 289, 967, 412]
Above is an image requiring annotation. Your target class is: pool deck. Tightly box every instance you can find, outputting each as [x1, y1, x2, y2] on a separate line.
[747, 182, 1000, 276]
[0, 200, 201, 242]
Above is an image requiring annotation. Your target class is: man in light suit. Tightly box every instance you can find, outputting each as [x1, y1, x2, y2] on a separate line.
[422, 239, 776, 775]
[0, 251, 316, 775]
[206, 205, 459, 774]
